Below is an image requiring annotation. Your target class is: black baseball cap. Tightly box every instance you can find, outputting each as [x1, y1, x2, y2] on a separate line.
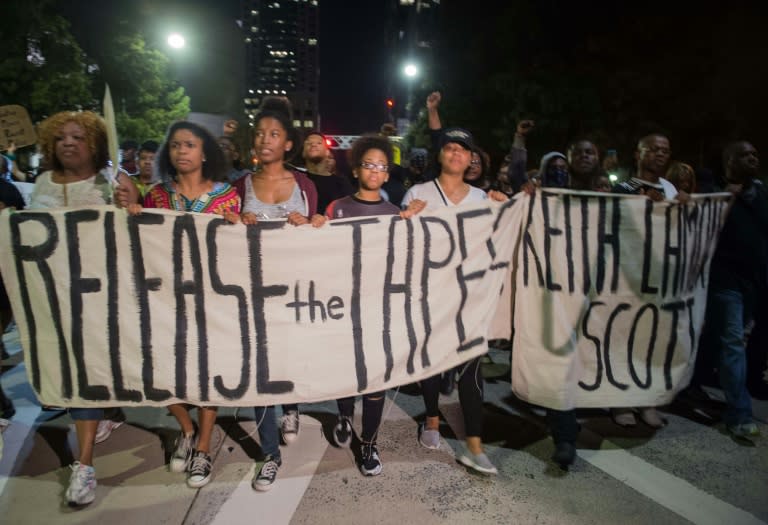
[439, 127, 474, 150]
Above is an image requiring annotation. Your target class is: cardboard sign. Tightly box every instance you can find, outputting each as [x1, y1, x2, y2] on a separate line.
[0, 105, 37, 150]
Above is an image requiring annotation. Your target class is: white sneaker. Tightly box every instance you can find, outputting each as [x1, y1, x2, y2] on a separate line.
[458, 452, 498, 475]
[170, 432, 197, 473]
[418, 424, 441, 450]
[94, 419, 124, 444]
[280, 411, 300, 444]
[66, 462, 97, 506]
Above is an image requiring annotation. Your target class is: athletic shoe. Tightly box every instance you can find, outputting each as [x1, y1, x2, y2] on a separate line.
[66, 461, 97, 506]
[333, 416, 353, 448]
[727, 422, 760, 438]
[458, 451, 498, 475]
[94, 419, 124, 444]
[638, 407, 667, 429]
[359, 442, 383, 476]
[552, 441, 576, 470]
[187, 451, 212, 488]
[610, 408, 637, 427]
[170, 431, 196, 473]
[418, 423, 441, 450]
[280, 410, 300, 444]
[252, 456, 282, 492]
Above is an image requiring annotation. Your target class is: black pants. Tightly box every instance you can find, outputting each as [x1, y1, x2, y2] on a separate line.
[337, 392, 385, 443]
[420, 356, 484, 437]
[546, 409, 580, 444]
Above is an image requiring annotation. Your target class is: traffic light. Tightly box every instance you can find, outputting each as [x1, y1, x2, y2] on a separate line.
[386, 98, 394, 109]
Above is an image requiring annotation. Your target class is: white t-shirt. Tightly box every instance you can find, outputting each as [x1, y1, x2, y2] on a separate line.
[402, 178, 488, 212]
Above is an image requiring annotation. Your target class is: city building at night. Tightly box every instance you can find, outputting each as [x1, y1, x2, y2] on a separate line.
[241, 0, 320, 131]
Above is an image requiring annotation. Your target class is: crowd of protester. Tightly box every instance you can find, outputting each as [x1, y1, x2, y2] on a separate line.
[0, 91, 764, 508]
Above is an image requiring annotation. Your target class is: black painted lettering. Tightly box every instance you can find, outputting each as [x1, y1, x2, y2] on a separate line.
[455, 208, 492, 351]
[541, 191, 563, 292]
[578, 301, 604, 391]
[104, 212, 141, 401]
[248, 223, 293, 394]
[66, 210, 110, 400]
[627, 304, 658, 389]
[641, 198, 658, 294]
[418, 216, 455, 370]
[522, 192, 545, 287]
[9, 213, 70, 396]
[331, 217, 379, 391]
[207, 219, 250, 400]
[596, 196, 620, 293]
[382, 216, 415, 378]
[604, 302, 631, 390]
[128, 213, 170, 401]
[327, 296, 344, 320]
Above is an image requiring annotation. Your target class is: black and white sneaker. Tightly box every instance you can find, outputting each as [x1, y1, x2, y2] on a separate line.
[252, 456, 282, 492]
[280, 411, 300, 444]
[333, 416, 353, 448]
[187, 451, 212, 488]
[170, 431, 196, 473]
[359, 442, 382, 476]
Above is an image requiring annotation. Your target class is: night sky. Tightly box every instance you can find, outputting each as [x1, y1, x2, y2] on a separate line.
[56, 0, 767, 169]
[58, 0, 390, 133]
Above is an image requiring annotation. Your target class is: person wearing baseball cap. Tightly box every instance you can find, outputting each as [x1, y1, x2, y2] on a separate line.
[401, 117, 507, 476]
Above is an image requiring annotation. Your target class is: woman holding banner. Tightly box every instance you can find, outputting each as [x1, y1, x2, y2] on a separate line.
[402, 126, 508, 476]
[28, 110, 137, 507]
[234, 97, 323, 492]
[129, 120, 240, 489]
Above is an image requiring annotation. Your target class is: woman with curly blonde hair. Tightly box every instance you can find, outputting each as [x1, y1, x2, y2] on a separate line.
[28, 110, 136, 507]
[31, 110, 136, 208]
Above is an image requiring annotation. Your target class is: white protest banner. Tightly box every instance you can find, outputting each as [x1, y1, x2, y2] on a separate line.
[511, 189, 731, 410]
[0, 199, 519, 407]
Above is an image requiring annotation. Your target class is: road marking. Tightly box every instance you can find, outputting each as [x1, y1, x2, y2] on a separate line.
[579, 445, 767, 525]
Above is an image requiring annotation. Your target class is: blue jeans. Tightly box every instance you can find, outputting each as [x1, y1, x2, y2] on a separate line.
[708, 288, 753, 425]
[254, 406, 280, 460]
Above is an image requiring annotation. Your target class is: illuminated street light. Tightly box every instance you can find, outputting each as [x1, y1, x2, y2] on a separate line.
[403, 63, 418, 78]
[167, 33, 186, 49]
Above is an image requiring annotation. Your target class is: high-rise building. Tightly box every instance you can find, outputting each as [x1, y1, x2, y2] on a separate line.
[241, 0, 320, 131]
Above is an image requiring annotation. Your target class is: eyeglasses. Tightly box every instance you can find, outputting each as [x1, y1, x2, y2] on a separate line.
[360, 161, 389, 172]
[470, 159, 481, 166]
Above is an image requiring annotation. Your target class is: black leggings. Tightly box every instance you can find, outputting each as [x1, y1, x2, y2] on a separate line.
[420, 356, 484, 437]
[337, 392, 385, 443]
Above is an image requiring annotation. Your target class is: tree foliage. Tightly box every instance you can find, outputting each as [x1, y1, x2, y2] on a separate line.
[89, 26, 190, 142]
[0, 0, 95, 122]
[0, 3, 189, 143]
